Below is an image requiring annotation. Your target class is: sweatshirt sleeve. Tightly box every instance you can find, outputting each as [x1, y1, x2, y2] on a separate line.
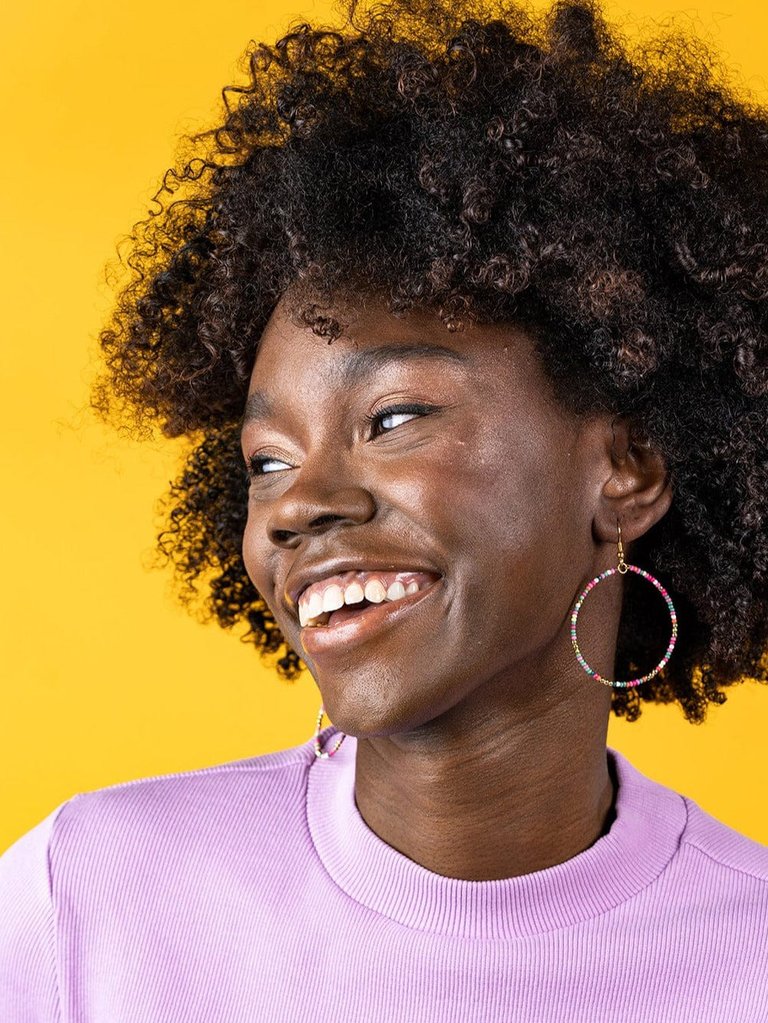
[0, 807, 64, 1023]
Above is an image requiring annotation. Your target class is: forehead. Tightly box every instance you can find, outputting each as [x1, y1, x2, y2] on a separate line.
[238, 293, 574, 439]
[248, 295, 538, 389]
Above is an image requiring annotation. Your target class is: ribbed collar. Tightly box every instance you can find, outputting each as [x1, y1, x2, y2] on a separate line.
[306, 728, 687, 938]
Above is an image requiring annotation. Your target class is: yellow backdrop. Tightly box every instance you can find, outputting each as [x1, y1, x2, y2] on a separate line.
[2, 0, 767, 854]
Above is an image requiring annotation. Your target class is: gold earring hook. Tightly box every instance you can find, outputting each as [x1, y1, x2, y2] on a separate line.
[617, 521, 628, 574]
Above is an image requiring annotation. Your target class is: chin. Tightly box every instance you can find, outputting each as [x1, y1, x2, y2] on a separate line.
[319, 668, 462, 741]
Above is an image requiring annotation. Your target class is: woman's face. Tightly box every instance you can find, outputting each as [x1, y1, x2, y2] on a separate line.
[240, 295, 611, 737]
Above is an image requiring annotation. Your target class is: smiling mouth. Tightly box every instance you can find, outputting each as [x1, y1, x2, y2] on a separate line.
[299, 576, 444, 658]
[307, 600, 385, 629]
[296, 569, 441, 628]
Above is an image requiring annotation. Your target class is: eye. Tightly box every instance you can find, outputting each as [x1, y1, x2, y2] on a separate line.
[366, 402, 437, 437]
[244, 401, 439, 481]
[245, 454, 291, 480]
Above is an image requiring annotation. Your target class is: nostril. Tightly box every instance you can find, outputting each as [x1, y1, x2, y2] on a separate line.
[309, 514, 345, 530]
[272, 528, 296, 544]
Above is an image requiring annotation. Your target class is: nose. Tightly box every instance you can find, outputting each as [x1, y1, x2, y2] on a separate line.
[265, 456, 376, 547]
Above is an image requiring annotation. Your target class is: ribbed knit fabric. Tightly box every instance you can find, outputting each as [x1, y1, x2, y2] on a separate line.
[1, 729, 767, 1022]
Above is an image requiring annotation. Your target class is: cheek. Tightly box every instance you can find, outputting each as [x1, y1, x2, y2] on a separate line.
[427, 427, 574, 636]
[241, 511, 298, 639]
[241, 503, 271, 594]
[393, 428, 547, 550]
[380, 441, 498, 542]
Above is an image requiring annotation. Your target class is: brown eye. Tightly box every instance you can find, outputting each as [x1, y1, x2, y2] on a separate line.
[366, 403, 438, 437]
[246, 455, 290, 479]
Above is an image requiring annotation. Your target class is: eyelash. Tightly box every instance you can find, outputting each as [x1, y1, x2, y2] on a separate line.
[363, 401, 437, 437]
[245, 402, 437, 480]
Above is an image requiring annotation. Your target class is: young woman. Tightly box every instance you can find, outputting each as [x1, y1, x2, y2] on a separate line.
[2, 0, 767, 1018]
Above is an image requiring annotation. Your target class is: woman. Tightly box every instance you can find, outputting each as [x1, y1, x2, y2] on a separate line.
[2, 0, 767, 1018]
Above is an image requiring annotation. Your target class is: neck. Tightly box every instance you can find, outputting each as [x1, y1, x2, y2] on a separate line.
[353, 667, 615, 882]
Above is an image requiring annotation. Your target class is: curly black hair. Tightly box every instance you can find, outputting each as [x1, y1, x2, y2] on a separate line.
[91, 0, 768, 724]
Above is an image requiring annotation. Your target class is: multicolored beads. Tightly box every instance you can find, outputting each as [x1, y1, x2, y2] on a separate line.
[314, 704, 347, 758]
[570, 565, 678, 688]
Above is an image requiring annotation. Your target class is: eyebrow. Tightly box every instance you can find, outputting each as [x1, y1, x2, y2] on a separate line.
[238, 342, 469, 432]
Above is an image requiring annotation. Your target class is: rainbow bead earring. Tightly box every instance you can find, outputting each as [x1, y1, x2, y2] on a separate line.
[570, 520, 678, 688]
[314, 704, 346, 758]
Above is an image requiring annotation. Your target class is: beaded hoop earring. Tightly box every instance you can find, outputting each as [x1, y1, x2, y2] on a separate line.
[314, 704, 347, 758]
[570, 521, 678, 689]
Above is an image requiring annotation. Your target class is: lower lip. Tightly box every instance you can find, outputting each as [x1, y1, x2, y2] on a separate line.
[299, 578, 443, 659]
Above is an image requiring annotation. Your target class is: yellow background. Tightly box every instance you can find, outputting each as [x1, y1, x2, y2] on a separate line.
[2, 0, 767, 854]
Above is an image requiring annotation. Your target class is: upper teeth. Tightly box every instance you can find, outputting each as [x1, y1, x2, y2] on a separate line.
[297, 570, 432, 627]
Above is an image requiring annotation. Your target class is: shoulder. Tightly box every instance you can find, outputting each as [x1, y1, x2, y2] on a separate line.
[48, 736, 317, 866]
[2, 735, 318, 894]
[0, 737, 318, 1017]
[0, 802, 70, 1018]
[679, 794, 768, 886]
[58, 733, 315, 809]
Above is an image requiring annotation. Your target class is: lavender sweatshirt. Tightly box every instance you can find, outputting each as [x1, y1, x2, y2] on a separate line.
[1, 728, 767, 1022]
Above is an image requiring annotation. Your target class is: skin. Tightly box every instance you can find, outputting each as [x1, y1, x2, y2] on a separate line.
[240, 293, 673, 881]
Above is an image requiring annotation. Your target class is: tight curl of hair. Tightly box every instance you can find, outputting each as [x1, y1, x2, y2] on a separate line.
[91, 0, 768, 724]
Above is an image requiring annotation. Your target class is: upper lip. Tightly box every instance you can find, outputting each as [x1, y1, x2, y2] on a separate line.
[285, 558, 442, 614]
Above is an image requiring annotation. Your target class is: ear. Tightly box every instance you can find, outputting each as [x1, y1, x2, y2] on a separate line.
[593, 415, 673, 547]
